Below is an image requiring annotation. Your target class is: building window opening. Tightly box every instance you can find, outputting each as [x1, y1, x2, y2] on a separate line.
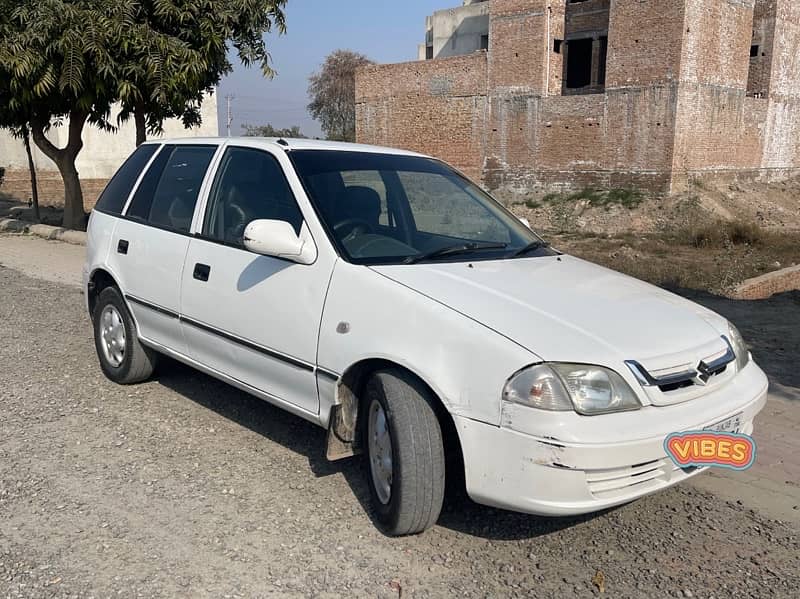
[554, 39, 563, 54]
[480, 34, 489, 51]
[598, 36, 608, 85]
[426, 45, 433, 60]
[565, 38, 593, 89]
[750, 44, 759, 58]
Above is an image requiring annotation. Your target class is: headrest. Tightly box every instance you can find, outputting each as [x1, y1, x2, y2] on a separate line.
[342, 186, 381, 221]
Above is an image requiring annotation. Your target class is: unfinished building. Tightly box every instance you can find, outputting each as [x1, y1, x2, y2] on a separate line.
[356, 0, 800, 196]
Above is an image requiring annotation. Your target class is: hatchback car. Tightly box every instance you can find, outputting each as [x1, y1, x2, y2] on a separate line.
[85, 137, 768, 535]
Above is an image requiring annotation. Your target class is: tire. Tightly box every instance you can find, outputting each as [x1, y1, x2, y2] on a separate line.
[92, 286, 157, 384]
[362, 369, 446, 536]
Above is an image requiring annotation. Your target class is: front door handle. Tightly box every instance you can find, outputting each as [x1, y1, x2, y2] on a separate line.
[193, 263, 211, 282]
[117, 239, 129, 254]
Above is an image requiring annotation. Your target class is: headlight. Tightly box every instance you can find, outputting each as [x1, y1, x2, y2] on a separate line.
[503, 363, 642, 416]
[727, 323, 750, 371]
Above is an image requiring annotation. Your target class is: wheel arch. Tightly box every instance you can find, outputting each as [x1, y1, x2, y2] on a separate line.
[326, 358, 465, 481]
[87, 267, 120, 316]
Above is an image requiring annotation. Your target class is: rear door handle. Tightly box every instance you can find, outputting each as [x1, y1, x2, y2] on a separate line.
[117, 239, 129, 254]
[193, 263, 211, 282]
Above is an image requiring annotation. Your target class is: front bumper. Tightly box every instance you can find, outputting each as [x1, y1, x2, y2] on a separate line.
[454, 361, 769, 516]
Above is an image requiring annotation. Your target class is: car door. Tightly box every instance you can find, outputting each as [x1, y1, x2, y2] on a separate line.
[179, 145, 334, 416]
[108, 143, 219, 354]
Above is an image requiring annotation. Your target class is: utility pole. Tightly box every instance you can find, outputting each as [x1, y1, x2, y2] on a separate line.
[225, 94, 235, 137]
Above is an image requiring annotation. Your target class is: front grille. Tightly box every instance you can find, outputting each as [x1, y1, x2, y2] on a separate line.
[625, 336, 737, 405]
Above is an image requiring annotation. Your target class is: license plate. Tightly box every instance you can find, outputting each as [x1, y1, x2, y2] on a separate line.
[704, 413, 743, 433]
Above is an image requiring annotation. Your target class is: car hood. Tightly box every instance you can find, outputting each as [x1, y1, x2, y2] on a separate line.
[371, 255, 728, 368]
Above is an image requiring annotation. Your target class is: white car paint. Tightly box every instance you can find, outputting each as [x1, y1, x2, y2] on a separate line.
[85, 137, 768, 518]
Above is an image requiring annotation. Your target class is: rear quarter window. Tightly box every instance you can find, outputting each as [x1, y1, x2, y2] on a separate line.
[126, 145, 217, 233]
[94, 144, 159, 215]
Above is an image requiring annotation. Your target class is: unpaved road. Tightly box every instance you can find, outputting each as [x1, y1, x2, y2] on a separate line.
[1, 235, 799, 598]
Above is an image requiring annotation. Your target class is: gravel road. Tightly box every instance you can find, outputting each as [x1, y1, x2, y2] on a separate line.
[1, 264, 798, 598]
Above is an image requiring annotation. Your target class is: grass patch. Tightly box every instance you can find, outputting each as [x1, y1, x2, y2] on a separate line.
[679, 219, 764, 248]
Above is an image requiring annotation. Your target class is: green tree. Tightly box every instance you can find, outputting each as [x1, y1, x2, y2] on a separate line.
[243, 123, 307, 138]
[308, 50, 373, 142]
[115, 1, 287, 146]
[0, 0, 287, 229]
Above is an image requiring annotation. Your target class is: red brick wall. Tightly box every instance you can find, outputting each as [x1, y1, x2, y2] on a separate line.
[680, 0, 753, 89]
[565, 0, 610, 36]
[488, 0, 549, 93]
[356, 54, 488, 181]
[748, 0, 777, 97]
[732, 265, 800, 299]
[2, 169, 107, 211]
[606, 0, 686, 88]
[355, 0, 800, 198]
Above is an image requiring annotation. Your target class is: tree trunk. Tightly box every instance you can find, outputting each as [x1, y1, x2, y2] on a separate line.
[58, 161, 85, 229]
[30, 110, 88, 230]
[21, 126, 41, 223]
[134, 108, 146, 146]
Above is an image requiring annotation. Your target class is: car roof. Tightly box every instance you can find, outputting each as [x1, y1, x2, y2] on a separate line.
[142, 136, 431, 158]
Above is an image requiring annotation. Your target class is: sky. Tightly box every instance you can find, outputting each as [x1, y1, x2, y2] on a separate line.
[215, 1, 449, 138]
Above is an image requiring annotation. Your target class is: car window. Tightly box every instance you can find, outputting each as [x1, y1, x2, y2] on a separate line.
[290, 150, 543, 265]
[340, 170, 390, 225]
[398, 171, 509, 244]
[94, 144, 158, 214]
[126, 145, 217, 233]
[203, 146, 304, 247]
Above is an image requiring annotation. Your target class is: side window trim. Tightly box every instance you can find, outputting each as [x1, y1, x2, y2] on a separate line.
[188, 142, 227, 235]
[196, 144, 304, 248]
[120, 143, 165, 216]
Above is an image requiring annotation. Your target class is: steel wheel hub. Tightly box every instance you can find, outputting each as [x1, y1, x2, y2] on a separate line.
[100, 305, 126, 367]
[368, 399, 393, 505]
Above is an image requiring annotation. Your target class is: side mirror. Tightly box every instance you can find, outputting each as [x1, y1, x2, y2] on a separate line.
[243, 219, 316, 264]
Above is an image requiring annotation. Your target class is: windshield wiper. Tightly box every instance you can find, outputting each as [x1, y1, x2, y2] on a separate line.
[509, 240, 550, 258]
[403, 242, 508, 264]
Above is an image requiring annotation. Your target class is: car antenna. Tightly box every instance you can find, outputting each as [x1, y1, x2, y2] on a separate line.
[276, 138, 289, 147]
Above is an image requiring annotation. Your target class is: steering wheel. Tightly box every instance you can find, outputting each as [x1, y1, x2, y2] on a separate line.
[334, 218, 374, 241]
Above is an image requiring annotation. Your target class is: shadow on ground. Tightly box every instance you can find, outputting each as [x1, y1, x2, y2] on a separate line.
[154, 357, 596, 540]
[0, 196, 79, 228]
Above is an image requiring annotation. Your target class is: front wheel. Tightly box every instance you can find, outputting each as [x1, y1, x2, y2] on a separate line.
[92, 286, 157, 384]
[363, 369, 445, 536]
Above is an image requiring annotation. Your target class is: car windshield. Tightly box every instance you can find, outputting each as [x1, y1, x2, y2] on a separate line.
[289, 150, 555, 265]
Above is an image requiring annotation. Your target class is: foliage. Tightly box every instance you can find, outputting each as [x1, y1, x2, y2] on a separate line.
[0, 0, 288, 228]
[243, 123, 307, 138]
[114, 0, 288, 144]
[308, 49, 373, 142]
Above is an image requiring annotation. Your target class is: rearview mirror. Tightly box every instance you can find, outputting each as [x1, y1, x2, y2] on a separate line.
[243, 219, 316, 264]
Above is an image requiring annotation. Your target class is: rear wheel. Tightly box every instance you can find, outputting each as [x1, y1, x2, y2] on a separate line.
[92, 286, 157, 384]
[363, 369, 445, 536]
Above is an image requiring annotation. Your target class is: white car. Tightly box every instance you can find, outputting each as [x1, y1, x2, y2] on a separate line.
[84, 137, 768, 535]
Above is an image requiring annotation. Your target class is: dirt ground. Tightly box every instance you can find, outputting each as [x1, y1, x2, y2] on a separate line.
[504, 177, 800, 294]
[0, 235, 799, 598]
[508, 176, 800, 236]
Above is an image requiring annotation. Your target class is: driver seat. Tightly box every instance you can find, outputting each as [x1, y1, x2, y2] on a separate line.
[338, 186, 382, 229]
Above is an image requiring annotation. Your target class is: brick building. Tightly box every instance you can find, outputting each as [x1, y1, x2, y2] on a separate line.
[356, 0, 800, 196]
